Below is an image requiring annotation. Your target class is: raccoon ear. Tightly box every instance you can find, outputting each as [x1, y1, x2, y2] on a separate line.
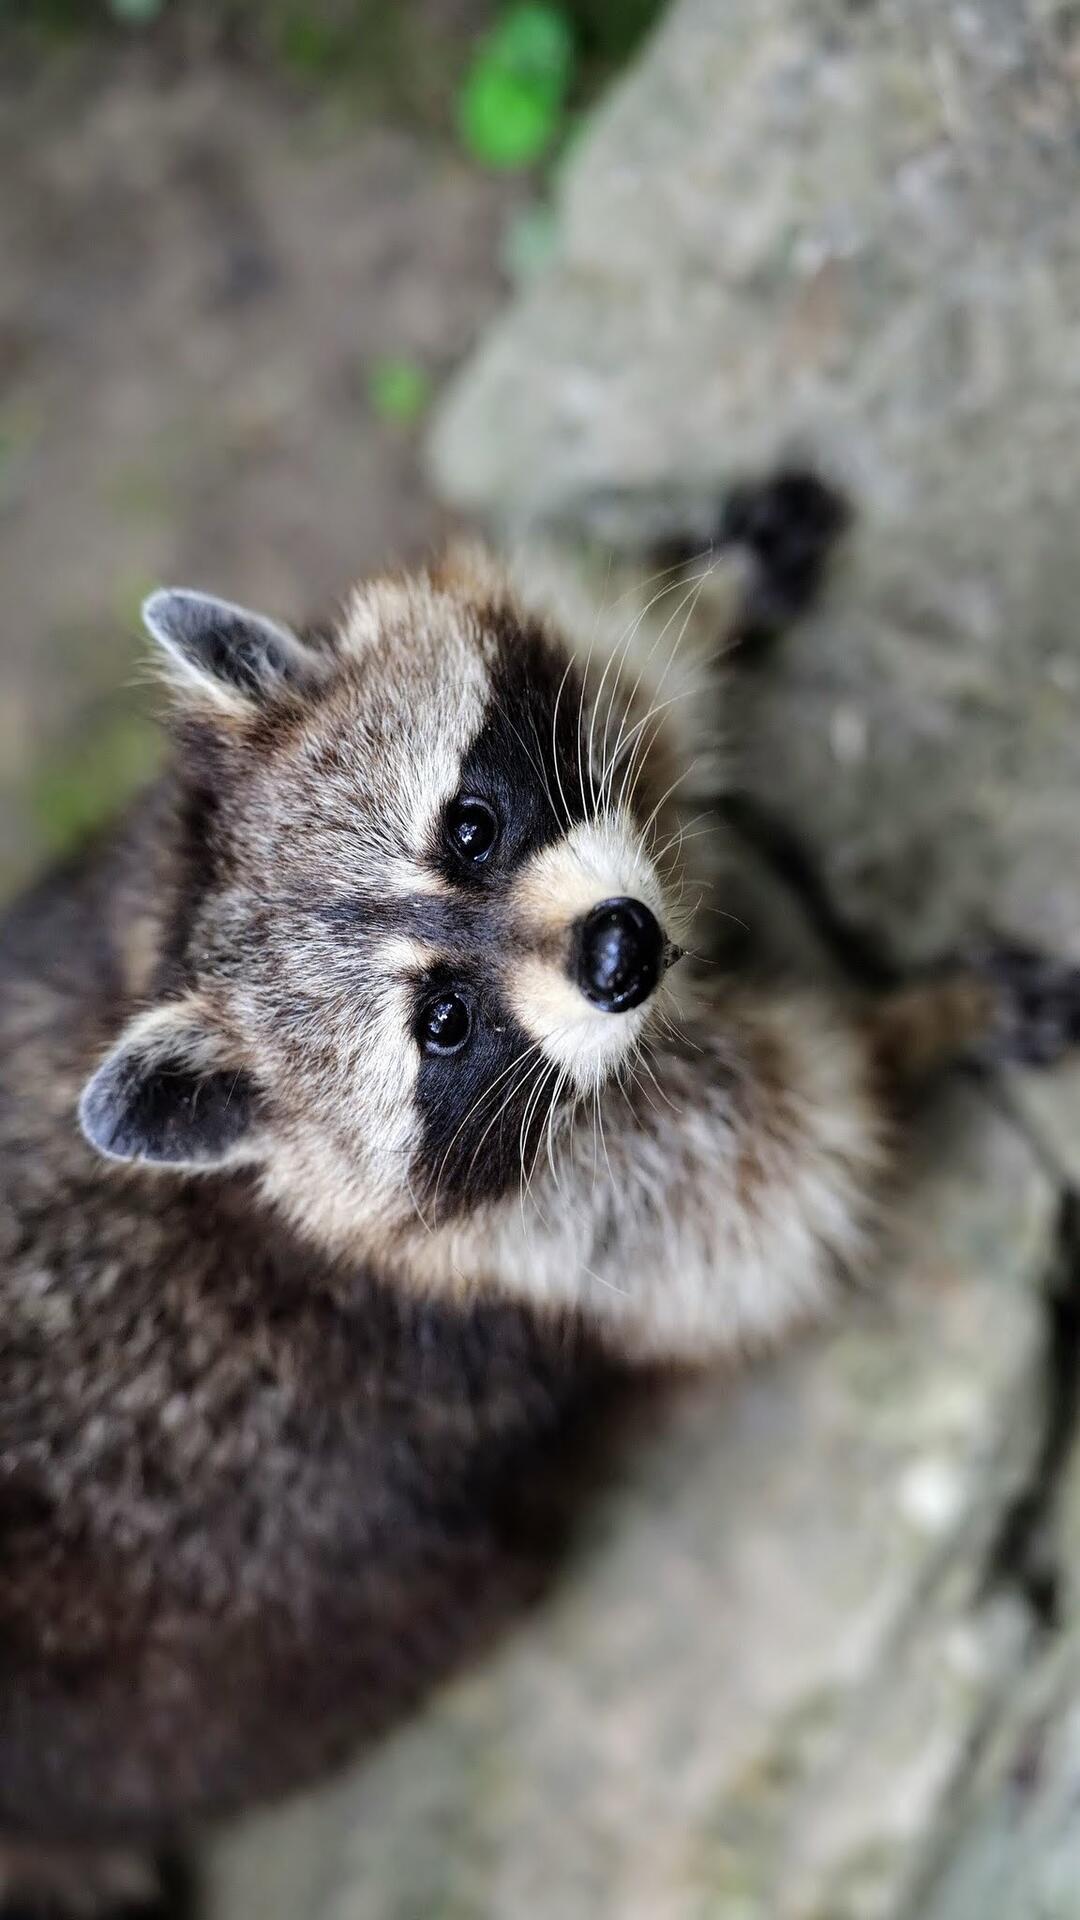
[79, 999, 262, 1171]
[142, 588, 324, 716]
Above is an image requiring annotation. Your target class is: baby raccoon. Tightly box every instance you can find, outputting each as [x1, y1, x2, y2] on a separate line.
[1, 520, 1078, 1914]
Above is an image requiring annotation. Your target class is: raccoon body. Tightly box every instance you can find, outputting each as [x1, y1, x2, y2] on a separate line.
[0, 530, 1070, 1899]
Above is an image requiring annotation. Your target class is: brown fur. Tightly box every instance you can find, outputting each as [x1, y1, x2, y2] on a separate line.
[0, 546, 1048, 1903]
[865, 974, 999, 1088]
[0, 822, 617, 1847]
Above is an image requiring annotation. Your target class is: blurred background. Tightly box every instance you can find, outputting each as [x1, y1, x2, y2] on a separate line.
[0, 0, 662, 897]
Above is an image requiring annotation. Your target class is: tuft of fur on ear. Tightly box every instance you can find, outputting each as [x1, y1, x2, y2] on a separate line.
[142, 588, 326, 716]
[427, 540, 513, 604]
[79, 999, 262, 1171]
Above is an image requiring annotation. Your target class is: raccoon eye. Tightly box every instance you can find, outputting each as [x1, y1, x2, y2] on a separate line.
[417, 991, 473, 1057]
[446, 796, 498, 865]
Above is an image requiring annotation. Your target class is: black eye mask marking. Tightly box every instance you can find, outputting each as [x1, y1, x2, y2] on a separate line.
[409, 964, 562, 1221]
[431, 618, 592, 888]
[318, 622, 593, 1216]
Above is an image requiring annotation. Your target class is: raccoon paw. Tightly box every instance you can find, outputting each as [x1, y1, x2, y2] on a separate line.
[966, 940, 1080, 1069]
[720, 466, 852, 649]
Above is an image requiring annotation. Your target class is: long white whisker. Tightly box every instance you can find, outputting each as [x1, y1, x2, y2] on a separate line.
[588, 566, 704, 827]
[549, 651, 579, 832]
[623, 1056, 669, 1127]
[518, 1056, 562, 1229]
[649, 808, 716, 867]
[606, 689, 695, 778]
[635, 1045, 685, 1119]
[461, 1052, 549, 1206]
[614, 567, 713, 822]
[578, 552, 615, 818]
[404, 1165, 434, 1236]
[653, 1005, 704, 1056]
[544, 1065, 570, 1192]
[634, 756, 701, 845]
[491, 700, 563, 837]
[602, 564, 713, 817]
[594, 1079, 615, 1189]
[434, 1041, 548, 1216]
[581, 1262, 631, 1300]
[605, 545, 714, 608]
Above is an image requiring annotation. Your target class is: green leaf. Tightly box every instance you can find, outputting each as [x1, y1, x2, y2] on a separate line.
[275, 13, 340, 77]
[459, 3, 576, 171]
[108, 0, 166, 22]
[367, 356, 433, 427]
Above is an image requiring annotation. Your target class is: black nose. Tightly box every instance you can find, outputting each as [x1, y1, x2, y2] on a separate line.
[576, 898, 666, 1013]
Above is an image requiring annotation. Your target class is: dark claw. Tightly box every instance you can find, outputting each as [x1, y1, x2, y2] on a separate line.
[648, 466, 852, 653]
[968, 940, 1080, 1069]
[720, 466, 852, 648]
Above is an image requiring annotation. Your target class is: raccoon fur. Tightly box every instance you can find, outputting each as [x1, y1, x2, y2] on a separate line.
[2, 510, 1078, 1913]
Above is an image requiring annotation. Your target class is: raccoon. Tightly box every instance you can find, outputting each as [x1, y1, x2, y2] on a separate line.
[1, 512, 1078, 1913]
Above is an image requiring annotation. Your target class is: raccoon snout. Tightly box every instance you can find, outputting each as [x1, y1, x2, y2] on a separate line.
[574, 898, 670, 1014]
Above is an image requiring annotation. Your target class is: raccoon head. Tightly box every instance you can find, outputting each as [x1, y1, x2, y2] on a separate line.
[79, 549, 695, 1288]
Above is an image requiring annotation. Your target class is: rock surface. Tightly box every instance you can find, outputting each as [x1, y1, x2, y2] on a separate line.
[431, 0, 1080, 965]
[205, 1084, 1077, 1920]
[209, 2, 1080, 1913]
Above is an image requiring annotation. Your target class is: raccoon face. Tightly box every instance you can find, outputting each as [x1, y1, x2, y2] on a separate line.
[79, 552, 690, 1255]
